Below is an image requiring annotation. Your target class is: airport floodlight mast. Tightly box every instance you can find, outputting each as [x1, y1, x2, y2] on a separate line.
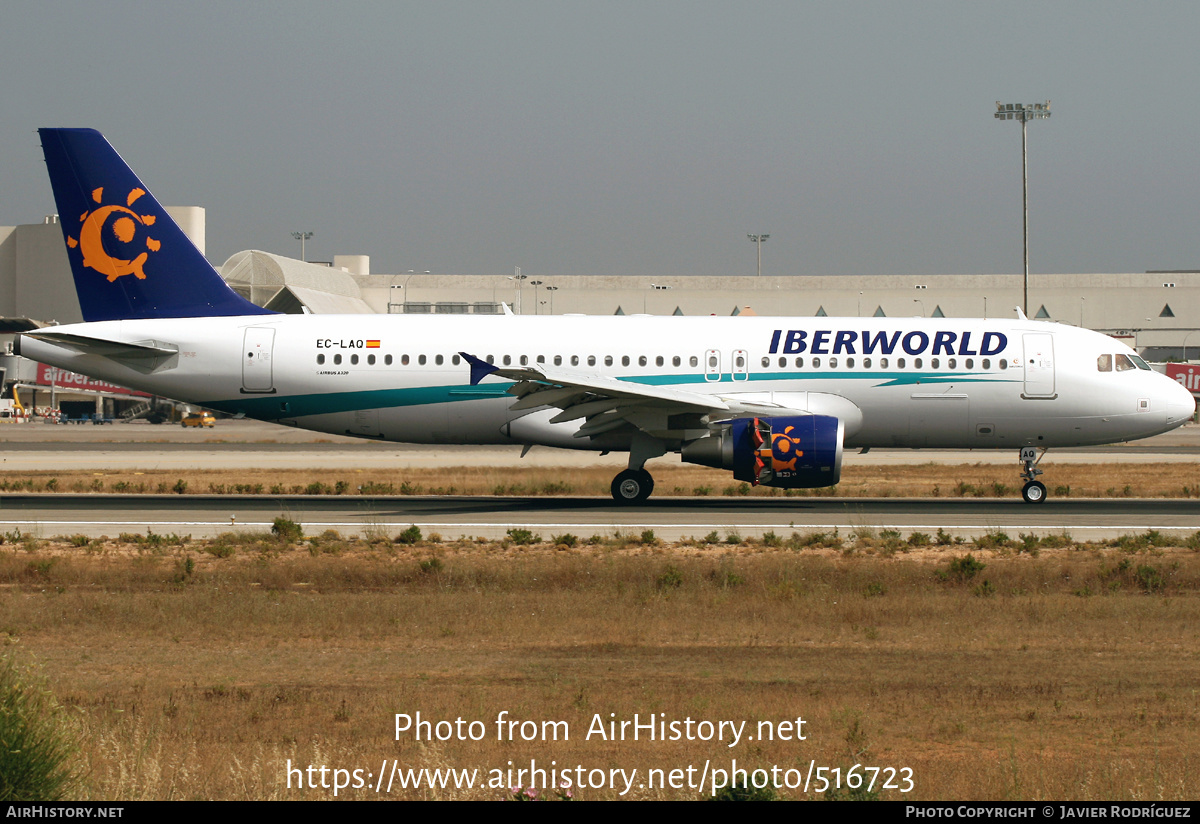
[994, 100, 1051, 317]
[291, 231, 314, 262]
[747, 234, 769, 276]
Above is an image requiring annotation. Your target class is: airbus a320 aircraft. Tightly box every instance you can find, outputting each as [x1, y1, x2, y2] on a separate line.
[17, 129, 1196, 504]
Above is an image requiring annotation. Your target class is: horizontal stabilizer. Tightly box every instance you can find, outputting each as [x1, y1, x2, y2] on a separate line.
[20, 330, 179, 374]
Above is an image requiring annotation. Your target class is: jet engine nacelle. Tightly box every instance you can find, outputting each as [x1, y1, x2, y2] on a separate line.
[681, 414, 844, 489]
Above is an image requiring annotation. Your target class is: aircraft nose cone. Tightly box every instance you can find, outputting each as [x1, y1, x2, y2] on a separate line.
[1166, 379, 1196, 425]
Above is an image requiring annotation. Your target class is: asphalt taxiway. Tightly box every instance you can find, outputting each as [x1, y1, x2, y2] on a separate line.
[1, 419, 1196, 540]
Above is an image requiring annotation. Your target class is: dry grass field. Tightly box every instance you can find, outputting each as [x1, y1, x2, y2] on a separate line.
[2, 525, 1198, 800]
[3, 460, 1200, 498]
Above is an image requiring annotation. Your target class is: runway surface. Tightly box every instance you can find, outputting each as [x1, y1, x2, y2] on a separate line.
[2, 419, 1197, 539]
[3, 494, 1198, 541]
[1, 418, 1198, 470]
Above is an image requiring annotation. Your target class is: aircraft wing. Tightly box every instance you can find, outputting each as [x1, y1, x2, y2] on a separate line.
[459, 352, 806, 440]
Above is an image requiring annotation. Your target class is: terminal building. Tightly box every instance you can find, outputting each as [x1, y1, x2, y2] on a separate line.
[2, 206, 1198, 418]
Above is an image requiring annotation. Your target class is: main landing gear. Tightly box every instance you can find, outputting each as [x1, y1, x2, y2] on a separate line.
[611, 468, 654, 504]
[610, 433, 664, 504]
[1019, 446, 1047, 504]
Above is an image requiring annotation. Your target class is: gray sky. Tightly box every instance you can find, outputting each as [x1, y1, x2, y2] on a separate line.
[2, 1, 1198, 278]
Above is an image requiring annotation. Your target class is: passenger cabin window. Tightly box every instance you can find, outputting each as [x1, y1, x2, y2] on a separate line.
[690, 356, 699, 367]
[435, 354, 443, 365]
[588, 356, 596, 366]
[334, 354, 343, 365]
[503, 355, 511, 366]
[368, 354, 376, 365]
[317, 354, 325, 365]
[570, 355, 578, 366]
[639, 356, 648, 367]
[401, 354, 409, 365]
[656, 356, 663, 367]
[418, 355, 426, 365]
[863, 357, 871, 368]
[604, 356, 613, 366]
[621, 356, 630, 366]
[385, 354, 394, 365]
[673, 356, 681, 367]
[351, 354, 359, 365]
[554, 355, 562, 366]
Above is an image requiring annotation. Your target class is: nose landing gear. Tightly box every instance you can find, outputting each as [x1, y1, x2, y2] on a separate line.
[1019, 446, 1047, 504]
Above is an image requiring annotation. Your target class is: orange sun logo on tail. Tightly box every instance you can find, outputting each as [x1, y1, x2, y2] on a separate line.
[67, 187, 161, 281]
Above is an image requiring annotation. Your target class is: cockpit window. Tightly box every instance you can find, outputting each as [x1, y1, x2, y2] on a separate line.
[1131, 355, 1151, 370]
[1115, 353, 1137, 372]
[1097, 354, 1112, 372]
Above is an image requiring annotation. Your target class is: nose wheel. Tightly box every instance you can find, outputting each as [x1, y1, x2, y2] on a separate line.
[1019, 446, 1047, 504]
[611, 468, 654, 504]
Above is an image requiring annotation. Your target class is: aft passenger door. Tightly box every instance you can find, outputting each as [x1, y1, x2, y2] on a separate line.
[1022, 333, 1055, 398]
[242, 327, 276, 394]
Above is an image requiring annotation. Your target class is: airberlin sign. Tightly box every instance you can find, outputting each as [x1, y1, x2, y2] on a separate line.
[1165, 363, 1200, 398]
[37, 365, 150, 397]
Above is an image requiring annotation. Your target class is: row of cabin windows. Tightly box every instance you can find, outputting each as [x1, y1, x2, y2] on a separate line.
[316, 352, 1006, 371]
[316, 353, 465, 366]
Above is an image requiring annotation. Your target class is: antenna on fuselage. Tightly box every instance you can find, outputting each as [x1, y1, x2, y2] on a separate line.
[1015, 306, 1028, 321]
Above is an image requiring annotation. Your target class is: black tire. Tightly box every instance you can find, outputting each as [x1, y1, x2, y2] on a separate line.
[1021, 480, 1047, 504]
[611, 469, 653, 504]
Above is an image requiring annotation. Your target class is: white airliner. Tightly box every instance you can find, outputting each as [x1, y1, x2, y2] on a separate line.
[16, 129, 1196, 504]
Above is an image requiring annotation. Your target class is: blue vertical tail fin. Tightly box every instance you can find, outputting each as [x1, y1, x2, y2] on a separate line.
[39, 128, 274, 321]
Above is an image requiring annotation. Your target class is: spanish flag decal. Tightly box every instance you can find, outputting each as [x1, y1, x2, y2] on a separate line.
[366, 340, 381, 348]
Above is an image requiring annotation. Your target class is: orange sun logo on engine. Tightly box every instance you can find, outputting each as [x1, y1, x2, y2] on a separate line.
[769, 425, 804, 471]
[66, 187, 161, 281]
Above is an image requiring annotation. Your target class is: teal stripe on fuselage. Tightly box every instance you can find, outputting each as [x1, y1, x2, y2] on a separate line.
[202, 370, 1012, 420]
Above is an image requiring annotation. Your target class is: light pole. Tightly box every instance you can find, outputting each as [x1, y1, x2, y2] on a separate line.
[529, 280, 543, 315]
[913, 298, 925, 317]
[508, 268, 527, 314]
[1180, 330, 1200, 362]
[994, 101, 1051, 317]
[747, 234, 769, 277]
[544, 285, 558, 314]
[291, 231, 313, 261]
